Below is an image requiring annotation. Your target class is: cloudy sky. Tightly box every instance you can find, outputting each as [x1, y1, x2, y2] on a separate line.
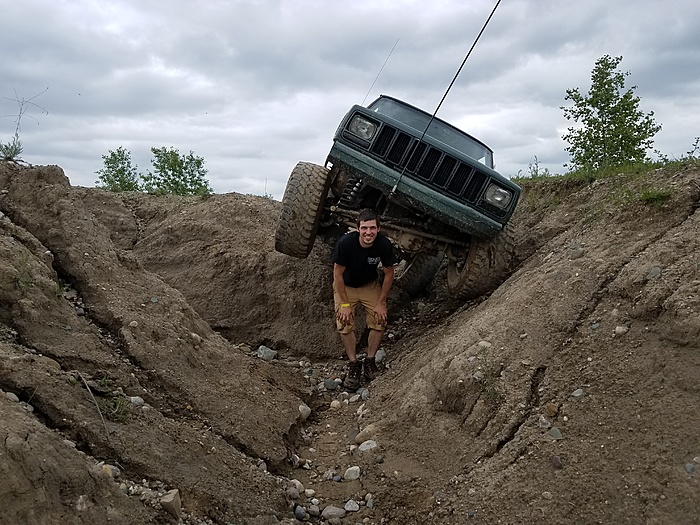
[2, 0, 699, 198]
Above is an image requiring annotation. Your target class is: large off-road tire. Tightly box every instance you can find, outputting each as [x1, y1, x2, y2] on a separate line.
[275, 162, 331, 258]
[396, 252, 444, 297]
[446, 220, 516, 300]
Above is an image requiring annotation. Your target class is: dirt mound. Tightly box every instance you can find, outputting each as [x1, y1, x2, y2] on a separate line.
[1, 160, 699, 524]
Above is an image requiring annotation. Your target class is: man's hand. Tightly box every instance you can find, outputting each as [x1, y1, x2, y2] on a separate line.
[337, 305, 354, 326]
[373, 301, 388, 326]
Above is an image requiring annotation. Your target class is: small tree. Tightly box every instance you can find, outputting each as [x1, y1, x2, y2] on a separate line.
[561, 55, 661, 171]
[95, 146, 142, 191]
[142, 146, 212, 196]
[1, 88, 49, 162]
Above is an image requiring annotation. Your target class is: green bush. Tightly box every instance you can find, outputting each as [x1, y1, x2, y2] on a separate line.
[95, 146, 141, 191]
[96, 146, 213, 196]
[142, 146, 212, 196]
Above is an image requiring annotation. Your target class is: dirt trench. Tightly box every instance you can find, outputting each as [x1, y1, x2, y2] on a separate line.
[1, 161, 699, 525]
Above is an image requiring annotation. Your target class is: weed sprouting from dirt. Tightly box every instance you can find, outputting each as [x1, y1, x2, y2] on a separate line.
[639, 188, 672, 207]
[98, 396, 132, 423]
[476, 351, 504, 407]
[14, 251, 35, 290]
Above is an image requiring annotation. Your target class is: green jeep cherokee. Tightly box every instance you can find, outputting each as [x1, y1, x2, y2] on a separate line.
[275, 95, 520, 299]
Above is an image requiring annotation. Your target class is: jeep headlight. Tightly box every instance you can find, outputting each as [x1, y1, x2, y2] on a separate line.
[484, 183, 513, 209]
[348, 115, 378, 140]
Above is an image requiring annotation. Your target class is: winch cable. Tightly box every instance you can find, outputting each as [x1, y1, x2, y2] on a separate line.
[389, 0, 503, 198]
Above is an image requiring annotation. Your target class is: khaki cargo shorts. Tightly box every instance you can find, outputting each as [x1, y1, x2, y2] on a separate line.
[333, 280, 384, 335]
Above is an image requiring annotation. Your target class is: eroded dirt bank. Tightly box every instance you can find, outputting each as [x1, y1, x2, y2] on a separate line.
[1, 161, 699, 524]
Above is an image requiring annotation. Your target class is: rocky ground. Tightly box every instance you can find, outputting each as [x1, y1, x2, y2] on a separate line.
[1, 160, 699, 525]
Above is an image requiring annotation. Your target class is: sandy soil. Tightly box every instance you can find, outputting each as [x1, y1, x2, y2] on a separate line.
[1, 160, 699, 525]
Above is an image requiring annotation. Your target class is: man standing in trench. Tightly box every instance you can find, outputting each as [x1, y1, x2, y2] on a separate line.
[332, 209, 397, 391]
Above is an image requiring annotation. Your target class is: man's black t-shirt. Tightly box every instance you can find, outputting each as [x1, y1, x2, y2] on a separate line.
[332, 231, 397, 288]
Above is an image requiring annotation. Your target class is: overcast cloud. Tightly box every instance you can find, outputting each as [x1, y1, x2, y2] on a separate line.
[2, 0, 699, 198]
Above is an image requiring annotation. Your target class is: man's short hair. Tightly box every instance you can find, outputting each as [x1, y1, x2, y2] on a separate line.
[357, 209, 380, 227]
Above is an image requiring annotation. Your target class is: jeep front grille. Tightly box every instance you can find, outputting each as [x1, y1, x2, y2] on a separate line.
[367, 125, 494, 211]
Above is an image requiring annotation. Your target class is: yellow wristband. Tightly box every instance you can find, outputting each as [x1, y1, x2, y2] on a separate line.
[340, 303, 351, 307]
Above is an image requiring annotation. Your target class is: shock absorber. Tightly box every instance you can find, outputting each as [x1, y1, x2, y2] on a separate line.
[339, 176, 363, 207]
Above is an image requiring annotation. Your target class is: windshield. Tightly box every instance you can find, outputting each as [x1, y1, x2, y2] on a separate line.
[368, 97, 494, 168]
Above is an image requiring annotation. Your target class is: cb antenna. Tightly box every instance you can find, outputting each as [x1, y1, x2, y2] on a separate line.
[390, 0, 502, 197]
[362, 38, 400, 106]
[432, 0, 502, 118]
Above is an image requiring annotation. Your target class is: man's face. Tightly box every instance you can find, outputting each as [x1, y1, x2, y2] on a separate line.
[358, 219, 379, 248]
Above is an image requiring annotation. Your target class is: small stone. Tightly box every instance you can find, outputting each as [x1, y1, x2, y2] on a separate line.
[685, 463, 696, 475]
[547, 427, 563, 440]
[190, 332, 203, 345]
[290, 479, 304, 493]
[324, 378, 339, 391]
[129, 321, 139, 328]
[4, 392, 19, 403]
[294, 505, 306, 520]
[286, 487, 300, 500]
[344, 499, 360, 512]
[571, 388, 585, 398]
[304, 488, 315, 498]
[330, 400, 342, 410]
[101, 463, 121, 478]
[542, 491, 553, 500]
[569, 247, 585, 260]
[257, 345, 277, 361]
[355, 423, 379, 443]
[321, 505, 347, 520]
[344, 466, 361, 480]
[358, 440, 378, 452]
[646, 266, 662, 280]
[544, 402, 559, 417]
[538, 415, 551, 429]
[160, 489, 181, 520]
[129, 396, 144, 406]
[551, 456, 564, 469]
[332, 474, 342, 482]
[299, 404, 311, 421]
[614, 325, 629, 335]
[375, 348, 387, 363]
[308, 505, 320, 517]
[76, 494, 89, 511]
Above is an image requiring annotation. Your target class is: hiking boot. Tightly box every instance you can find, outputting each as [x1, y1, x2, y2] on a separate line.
[364, 357, 380, 381]
[344, 360, 362, 391]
